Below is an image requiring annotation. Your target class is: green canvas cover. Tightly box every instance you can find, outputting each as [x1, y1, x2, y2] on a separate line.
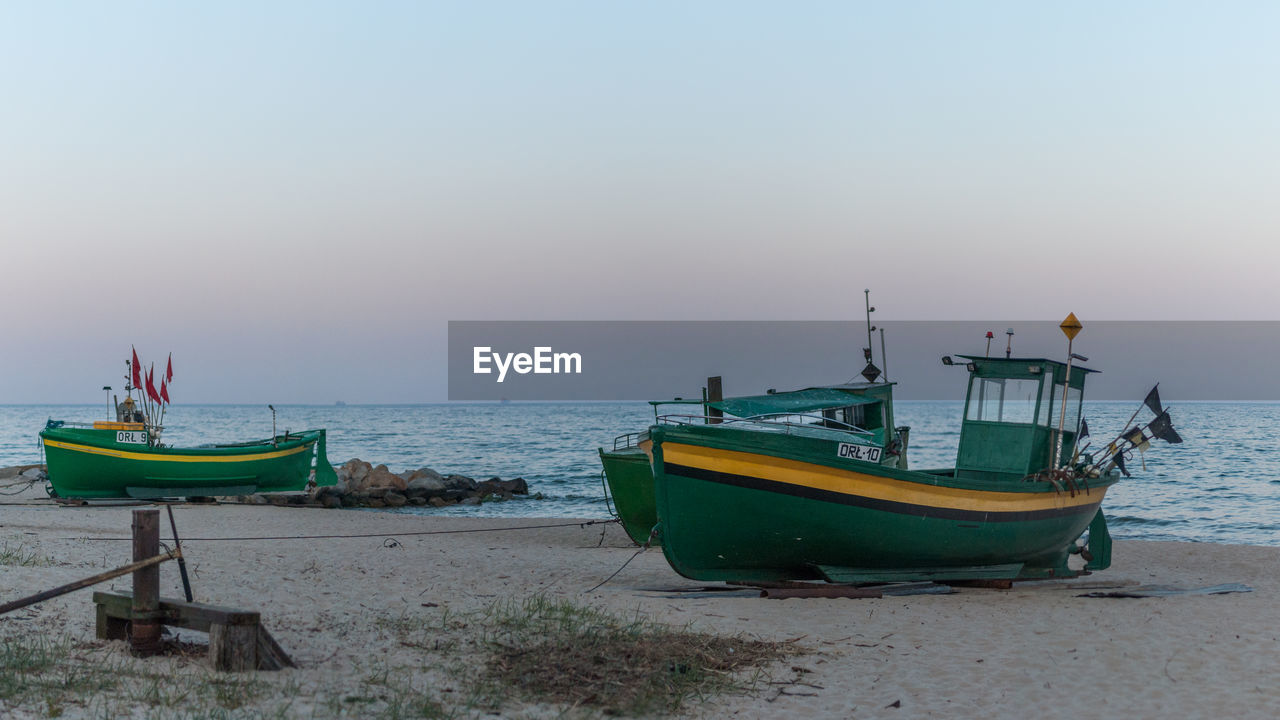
[709, 388, 878, 418]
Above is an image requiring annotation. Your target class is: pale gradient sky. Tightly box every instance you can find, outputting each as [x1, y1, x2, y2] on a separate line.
[3, 2, 1278, 402]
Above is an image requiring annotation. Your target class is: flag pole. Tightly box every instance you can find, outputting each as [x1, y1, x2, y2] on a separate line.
[1054, 313, 1083, 469]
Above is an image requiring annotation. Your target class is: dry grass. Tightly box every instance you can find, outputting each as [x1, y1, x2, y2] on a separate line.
[475, 596, 799, 716]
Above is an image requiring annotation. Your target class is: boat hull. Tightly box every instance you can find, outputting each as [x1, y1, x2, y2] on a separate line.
[40, 427, 332, 499]
[599, 446, 659, 546]
[647, 425, 1115, 583]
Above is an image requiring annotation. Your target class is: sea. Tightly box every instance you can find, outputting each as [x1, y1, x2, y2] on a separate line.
[3, 402, 1276, 547]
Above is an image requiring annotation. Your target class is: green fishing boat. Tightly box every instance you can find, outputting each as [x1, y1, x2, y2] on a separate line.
[601, 389, 911, 546]
[41, 421, 337, 499]
[643, 313, 1179, 584]
[39, 351, 338, 499]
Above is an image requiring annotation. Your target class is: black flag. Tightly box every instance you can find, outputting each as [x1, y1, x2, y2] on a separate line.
[1112, 451, 1130, 477]
[1149, 410, 1183, 444]
[1079, 418, 1090, 440]
[1143, 385, 1163, 416]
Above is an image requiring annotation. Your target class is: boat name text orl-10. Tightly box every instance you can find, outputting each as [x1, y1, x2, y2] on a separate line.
[837, 442, 882, 463]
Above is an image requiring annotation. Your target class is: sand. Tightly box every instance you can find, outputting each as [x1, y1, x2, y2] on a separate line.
[1, 478, 1277, 718]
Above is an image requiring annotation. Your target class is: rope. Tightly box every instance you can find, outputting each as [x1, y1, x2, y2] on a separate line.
[59, 518, 619, 543]
[0, 478, 37, 496]
[583, 525, 658, 593]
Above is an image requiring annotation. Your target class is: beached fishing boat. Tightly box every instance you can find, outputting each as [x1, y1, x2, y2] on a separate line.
[642, 314, 1180, 583]
[38, 350, 338, 499]
[41, 421, 337, 499]
[601, 388, 911, 546]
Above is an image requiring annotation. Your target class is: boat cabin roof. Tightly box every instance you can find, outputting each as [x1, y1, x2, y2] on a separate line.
[958, 355, 1096, 388]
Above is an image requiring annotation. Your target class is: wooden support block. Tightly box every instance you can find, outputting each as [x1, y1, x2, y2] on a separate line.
[95, 603, 128, 641]
[92, 591, 289, 672]
[210, 623, 258, 672]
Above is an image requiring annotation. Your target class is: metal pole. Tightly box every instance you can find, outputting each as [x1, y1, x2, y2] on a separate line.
[166, 505, 194, 602]
[1054, 338, 1074, 469]
[879, 328, 889, 382]
[864, 290, 874, 364]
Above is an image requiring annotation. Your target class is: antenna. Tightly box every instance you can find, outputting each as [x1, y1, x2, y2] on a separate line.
[1004, 328, 1015, 358]
[985, 331, 994, 358]
[269, 404, 277, 446]
[103, 386, 112, 419]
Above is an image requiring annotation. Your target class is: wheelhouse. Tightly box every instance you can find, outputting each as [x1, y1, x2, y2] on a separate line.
[955, 356, 1094, 482]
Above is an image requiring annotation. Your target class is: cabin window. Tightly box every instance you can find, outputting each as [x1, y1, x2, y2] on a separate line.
[966, 377, 1039, 424]
[1051, 384, 1083, 433]
[1036, 377, 1054, 426]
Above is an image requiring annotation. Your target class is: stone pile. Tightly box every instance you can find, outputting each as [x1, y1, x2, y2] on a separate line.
[308, 459, 530, 509]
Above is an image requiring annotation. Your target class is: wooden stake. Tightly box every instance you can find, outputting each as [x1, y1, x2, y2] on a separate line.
[131, 509, 162, 655]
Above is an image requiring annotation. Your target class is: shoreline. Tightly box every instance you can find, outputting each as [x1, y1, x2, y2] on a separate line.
[2, 482, 1277, 718]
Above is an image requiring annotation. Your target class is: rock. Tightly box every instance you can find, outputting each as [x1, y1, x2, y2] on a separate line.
[406, 472, 446, 496]
[458, 496, 482, 506]
[367, 499, 386, 508]
[384, 491, 407, 507]
[476, 477, 529, 497]
[20, 467, 47, 481]
[365, 487, 389, 499]
[408, 497, 427, 506]
[428, 496, 454, 507]
[443, 474, 477, 492]
[340, 459, 372, 493]
[362, 465, 406, 492]
[320, 494, 342, 509]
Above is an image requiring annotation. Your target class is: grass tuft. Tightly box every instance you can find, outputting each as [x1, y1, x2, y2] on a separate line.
[474, 595, 798, 716]
[0, 540, 49, 567]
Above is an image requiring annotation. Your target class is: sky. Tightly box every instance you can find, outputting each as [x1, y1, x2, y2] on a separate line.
[3, 2, 1279, 403]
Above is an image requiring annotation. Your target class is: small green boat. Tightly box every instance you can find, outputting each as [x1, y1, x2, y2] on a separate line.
[644, 339, 1179, 584]
[41, 421, 338, 499]
[40, 382, 338, 499]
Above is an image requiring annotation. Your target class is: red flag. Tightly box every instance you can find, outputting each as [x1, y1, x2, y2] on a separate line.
[145, 365, 162, 404]
[160, 379, 171, 405]
[131, 347, 142, 388]
[165, 353, 174, 383]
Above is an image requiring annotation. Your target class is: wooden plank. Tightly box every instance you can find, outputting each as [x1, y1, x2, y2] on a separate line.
[93, 591, 261, 632]
[210, 623, 257, 672]
[256, 626, 296, 670]
[814, 563, 1024, 584]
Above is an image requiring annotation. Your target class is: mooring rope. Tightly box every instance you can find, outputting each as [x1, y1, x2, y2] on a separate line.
[58, 518, 619, 543]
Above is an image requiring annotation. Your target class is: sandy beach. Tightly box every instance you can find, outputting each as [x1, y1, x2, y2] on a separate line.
[1, 477, 1276, 719]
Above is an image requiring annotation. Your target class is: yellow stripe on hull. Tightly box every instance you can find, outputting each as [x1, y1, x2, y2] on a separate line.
[41, 438, 310, 463]
[661, 442, 1102, 514]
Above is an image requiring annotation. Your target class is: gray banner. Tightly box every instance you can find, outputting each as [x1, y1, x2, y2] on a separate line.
[448, 321, 1280, 401]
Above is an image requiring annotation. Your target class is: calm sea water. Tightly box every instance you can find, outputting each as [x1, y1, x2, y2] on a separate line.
[3, 402, 1276, 547]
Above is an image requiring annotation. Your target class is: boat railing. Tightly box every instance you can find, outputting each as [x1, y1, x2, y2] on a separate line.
[656, 413, 875, 438]
[612, 430, 650, 450]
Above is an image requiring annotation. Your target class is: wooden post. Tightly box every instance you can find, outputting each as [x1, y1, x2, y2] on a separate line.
[131, 509, 162, 655]
[707, 376, 723, 425]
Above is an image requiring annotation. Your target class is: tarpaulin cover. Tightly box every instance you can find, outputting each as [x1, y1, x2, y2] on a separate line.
[709, 388, 878, 418]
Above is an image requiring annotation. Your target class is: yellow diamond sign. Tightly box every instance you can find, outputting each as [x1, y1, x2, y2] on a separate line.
[1060, 312, 1083, 341]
